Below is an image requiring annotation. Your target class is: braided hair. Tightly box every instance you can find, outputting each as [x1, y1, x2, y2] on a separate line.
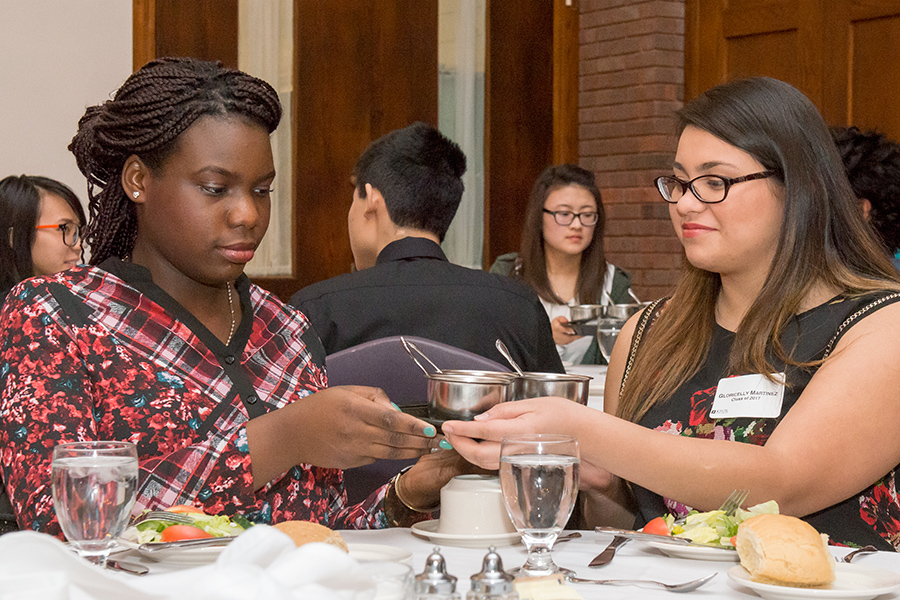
[68, 57, 282, 264]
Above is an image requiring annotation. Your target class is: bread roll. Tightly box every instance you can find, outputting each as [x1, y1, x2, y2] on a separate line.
[736, 514, 834, 587]
[272, 520, 348, 552]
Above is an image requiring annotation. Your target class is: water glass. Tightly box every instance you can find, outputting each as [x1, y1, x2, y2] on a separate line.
[499, 434, 579, 577]
[51, 441, 138, 567]
[596, 317, 627, 362]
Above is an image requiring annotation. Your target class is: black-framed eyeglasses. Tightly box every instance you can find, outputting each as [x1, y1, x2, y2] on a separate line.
[542, 209, 599, 226]
[34, 222, 82, 247]
[654, 170, 775, 204]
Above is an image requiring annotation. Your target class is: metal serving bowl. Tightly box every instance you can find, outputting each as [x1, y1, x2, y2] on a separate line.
[603, 302, 652, 320]
[427, 372, 513, 421]
[510, 372, 592, 405]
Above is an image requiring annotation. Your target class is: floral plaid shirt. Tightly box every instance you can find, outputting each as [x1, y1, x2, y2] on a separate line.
[0, 261, 387, 537]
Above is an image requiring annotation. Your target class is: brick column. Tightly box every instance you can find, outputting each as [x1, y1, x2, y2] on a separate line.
[579, 0, 684, 300]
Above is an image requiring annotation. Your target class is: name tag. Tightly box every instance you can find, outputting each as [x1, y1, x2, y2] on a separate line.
[709, 373, 785, 419]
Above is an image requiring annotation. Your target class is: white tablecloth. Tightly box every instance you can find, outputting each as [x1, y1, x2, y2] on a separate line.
[339, 529, 900, 600]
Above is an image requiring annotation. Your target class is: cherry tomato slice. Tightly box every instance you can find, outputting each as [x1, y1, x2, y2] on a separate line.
[159, 525, 213, 542]
[165, 504, 205, 515]
[643, 516, 671, 536]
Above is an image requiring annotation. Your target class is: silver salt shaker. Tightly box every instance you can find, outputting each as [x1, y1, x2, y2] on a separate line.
[413, 547, 460, 600]
[468, 546, 517, 600]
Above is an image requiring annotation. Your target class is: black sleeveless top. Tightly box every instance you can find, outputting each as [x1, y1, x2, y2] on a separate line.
[633, 292, 900, 550]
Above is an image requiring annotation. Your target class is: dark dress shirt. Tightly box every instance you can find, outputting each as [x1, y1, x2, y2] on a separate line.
[290, 237, 564, 373]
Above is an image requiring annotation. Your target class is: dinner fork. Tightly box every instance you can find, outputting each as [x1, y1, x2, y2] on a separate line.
[566, 572, 716, 592]
[675, 489, 749, 525]
[131, 510, 194, 526]
[839, 545, 878, 563]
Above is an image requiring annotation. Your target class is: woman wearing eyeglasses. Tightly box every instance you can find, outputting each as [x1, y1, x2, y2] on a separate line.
[446, 77, 900, 550]
[0, 175, 85, 304]
[490, 164, 633, 365]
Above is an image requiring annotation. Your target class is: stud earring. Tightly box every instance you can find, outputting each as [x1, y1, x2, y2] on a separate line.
[132, 191, 140, 199]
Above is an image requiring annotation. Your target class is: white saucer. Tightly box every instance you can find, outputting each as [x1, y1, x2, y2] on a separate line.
[347, 543, 413, 564]
[410, 520, 521, 548]
[728, 564, 900, 600]
[646, 540, 739, 562]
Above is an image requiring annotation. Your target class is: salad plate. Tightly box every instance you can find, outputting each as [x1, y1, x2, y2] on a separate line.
[646, 540, 739, 561]
[728, 564, 900, 600]
[347, 543, 413, 564]
[410, 520, 521, 548]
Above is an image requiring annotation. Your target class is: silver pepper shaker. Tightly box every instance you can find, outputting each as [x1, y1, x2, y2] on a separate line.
[413, 547, 460, 600]
[468, 546, 518, 600]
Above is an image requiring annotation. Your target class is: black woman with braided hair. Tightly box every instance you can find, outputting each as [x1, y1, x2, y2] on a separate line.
[0, 57, 463, 537]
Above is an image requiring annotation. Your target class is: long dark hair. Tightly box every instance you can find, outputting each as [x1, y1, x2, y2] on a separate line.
[618, 77, 900, 423]
[68, 57, 282, 264]
[0, 175, 85, 300]
[517, 164, 608, 304]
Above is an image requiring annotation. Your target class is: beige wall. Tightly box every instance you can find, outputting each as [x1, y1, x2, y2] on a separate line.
[0, 0, 132, 206]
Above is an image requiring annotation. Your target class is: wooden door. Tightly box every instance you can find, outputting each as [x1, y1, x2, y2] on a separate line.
[686, 0, 900, 139]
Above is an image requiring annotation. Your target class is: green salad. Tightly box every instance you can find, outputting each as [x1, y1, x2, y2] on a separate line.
[128, 510, 252, 544]
[664, 500, 779, 547]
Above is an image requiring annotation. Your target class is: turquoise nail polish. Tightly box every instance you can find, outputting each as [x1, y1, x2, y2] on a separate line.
[423, 426, 437, 437]
[439, 439, 453, 450]
[391, 402, 401, 411]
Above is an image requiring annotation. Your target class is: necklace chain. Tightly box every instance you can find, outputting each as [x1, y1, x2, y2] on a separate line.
[225, 282, 236, 346]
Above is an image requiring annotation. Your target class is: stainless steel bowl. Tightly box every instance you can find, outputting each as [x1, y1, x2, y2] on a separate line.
[427, 373, 512, 421]
[510, 372, 592, 405]
[603, 302, 651, 320]
[568, 304, 605, 336]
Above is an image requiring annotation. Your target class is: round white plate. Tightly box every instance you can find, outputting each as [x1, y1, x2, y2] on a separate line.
[347, 543, 413, 564]
[728, 564, 900, 599]
[410, 520, 521, 548]
[647, 540, 739, 562]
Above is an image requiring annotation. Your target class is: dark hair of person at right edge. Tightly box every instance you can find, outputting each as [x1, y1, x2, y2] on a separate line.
[0, 175, 86, 301]
[67, 57, 282, 265]
[831, 125, 900, 256]
[353, 122, 467, 242]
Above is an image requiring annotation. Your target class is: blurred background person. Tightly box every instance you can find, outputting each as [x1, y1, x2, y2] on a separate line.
[0, 175, 85, 304]
[292, 122, 562, 373]
[832, 126, 900, 270]
[491, 164, 632, 365]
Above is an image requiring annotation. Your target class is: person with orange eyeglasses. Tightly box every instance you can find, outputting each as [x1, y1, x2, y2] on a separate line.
[0, 175, 85, 305]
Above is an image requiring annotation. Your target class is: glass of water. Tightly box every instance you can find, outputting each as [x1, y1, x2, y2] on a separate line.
[51, 441, 138, 567]
[596, 317, 627, 362]
[499, 434, 579, 577]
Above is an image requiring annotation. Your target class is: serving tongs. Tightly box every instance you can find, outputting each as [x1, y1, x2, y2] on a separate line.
[139, 536, 237, 553]
[400, 336, 442, 376]
[594, 526, 736, 552]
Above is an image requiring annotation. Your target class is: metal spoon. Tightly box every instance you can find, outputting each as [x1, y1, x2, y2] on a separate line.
[554, 532, 582, 544]
[627, 288, 642, 304]
[840, 545, 878, 563]
[566, 572, 716, 592]
[495, 339, 525, 376]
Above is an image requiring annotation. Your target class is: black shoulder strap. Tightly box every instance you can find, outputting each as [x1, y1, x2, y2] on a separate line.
[822, 292, 900, 360]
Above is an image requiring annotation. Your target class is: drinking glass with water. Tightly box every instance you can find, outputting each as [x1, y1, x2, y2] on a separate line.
[596, 317, 627, 362]
[499, 434, 579, 577]
[51, 441, 138, 567]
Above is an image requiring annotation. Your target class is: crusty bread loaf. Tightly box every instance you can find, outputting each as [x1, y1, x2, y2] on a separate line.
[273, 520, 348, 552]
[736, 514, 834, 588]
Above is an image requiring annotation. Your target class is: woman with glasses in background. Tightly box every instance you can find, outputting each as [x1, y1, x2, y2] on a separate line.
[447, 77, 900, 550]
[0, 175, 85, 305]
[490, 164, 632, 365]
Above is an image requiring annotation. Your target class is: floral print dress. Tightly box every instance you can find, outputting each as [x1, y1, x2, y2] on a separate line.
[632, 293, 900, 550]
[0, 260, 389, 538]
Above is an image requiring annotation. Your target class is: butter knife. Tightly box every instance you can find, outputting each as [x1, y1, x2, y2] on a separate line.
[139, 536, 236, 553]
[589, 535, 629, 567]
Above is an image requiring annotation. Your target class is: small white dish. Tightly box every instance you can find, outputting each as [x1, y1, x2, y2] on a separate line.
[727, 563, 900, 600]
[646, 540, 739, 562]
[410, 520, 521, 548]
[347, 543, 413, 564]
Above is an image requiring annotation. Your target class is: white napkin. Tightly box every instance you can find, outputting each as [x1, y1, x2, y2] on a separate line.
[0, 527, 377, 600]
